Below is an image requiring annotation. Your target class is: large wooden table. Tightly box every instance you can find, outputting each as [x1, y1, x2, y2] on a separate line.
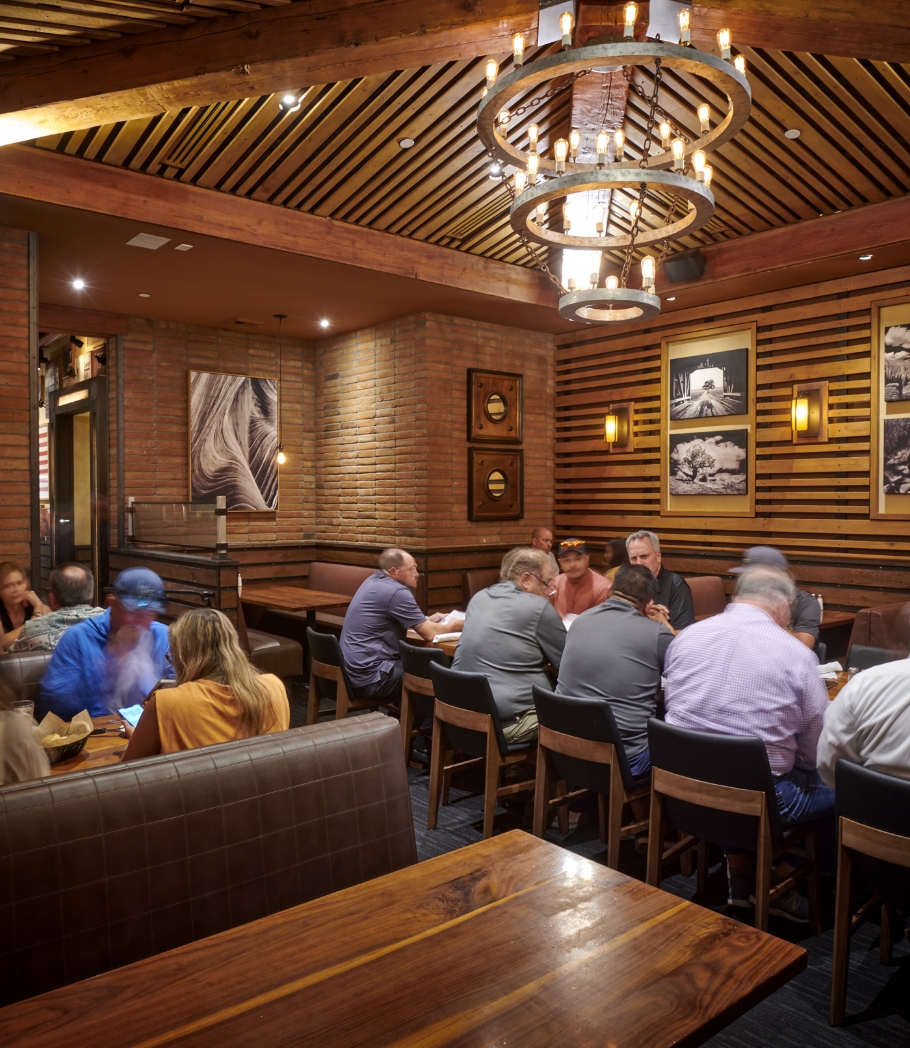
[0, 831, 806, 1048]
[240, 583, 352, 629]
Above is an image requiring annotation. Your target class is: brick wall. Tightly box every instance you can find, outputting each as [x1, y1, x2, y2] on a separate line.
[0, 228, 33, 568]
[120, 318, 315, 546]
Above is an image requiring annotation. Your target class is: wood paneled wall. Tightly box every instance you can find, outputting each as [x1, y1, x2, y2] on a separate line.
[555, 264, 910, 611]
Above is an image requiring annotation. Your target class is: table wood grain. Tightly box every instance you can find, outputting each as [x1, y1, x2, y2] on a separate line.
[47, 715, 125, 775]
[239, 584, 352, 612]
[406, 629, 458, 658]
[0, 831, 806, 1048]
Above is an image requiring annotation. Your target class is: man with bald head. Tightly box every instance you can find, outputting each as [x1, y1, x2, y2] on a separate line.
[5, 563, 103, 653]
[340, 548, 461, 703]
[530, 527, 553, 554]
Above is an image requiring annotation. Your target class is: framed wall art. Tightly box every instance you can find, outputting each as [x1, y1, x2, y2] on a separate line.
[871, 299, 910, 518]
[467, 369, 522, 443]
[188, 371, 278, 511]
[468, 448, 523, 521]
[661, 324, 756, 516]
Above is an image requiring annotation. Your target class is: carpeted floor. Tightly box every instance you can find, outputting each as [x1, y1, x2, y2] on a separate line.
[289, 686, 910, 1046]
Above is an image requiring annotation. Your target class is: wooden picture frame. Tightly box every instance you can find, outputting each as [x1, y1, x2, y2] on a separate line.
[661, 324, 756, 517]
[468, 448, 523, 521]
[871, 298, 910, 519]
[468, 369, 522, 443]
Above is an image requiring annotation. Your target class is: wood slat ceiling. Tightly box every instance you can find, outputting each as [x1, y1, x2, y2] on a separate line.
[32, 43, 910, 271]
[0, 0, 291, 60]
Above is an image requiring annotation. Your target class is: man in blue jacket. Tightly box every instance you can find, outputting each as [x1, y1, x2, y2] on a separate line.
[39, 567, 173, 719]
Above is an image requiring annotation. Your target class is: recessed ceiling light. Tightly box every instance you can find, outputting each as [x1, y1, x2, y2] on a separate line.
[319, 319, 330, 328]
[398, 138, 415, 149]
[175, 243, 193, 252]
[139, 293, 150, 298]
[784, 128, 801, 139]
[666, 296, 676, 301]
[126, 233, 171, 250]
[859, 253, 873, 260]
[72, 278, 85, 290]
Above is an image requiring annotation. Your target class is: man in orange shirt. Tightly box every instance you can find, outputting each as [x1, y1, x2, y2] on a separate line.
[549, 539, 611, 621]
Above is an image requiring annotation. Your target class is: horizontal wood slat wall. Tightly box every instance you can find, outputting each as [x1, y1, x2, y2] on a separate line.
[554, 264, 910, 612]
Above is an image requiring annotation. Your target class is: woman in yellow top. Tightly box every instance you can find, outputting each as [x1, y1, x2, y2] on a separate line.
[121, 607, 289, 760]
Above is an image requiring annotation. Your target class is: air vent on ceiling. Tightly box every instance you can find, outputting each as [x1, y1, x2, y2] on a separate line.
[229, 318, 264, 328]
[444, 193, 509, 242]
[161, 101, 236, 170]
[126, 233, 171, 250]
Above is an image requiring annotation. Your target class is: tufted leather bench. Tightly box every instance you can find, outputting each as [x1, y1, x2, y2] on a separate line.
[0, 650, 54, 708]
[0, 712, 415, 1005]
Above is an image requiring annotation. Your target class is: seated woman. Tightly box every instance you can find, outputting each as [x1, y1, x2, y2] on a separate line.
[121, 607, 289, 760]
[0, 677, 50, 785]
[0, 561, 50, 651]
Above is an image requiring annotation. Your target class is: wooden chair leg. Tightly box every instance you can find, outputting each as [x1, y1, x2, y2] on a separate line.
[307, 672, 320, 726]
[598, 793, 607, 845]
[482, 734, 501, 840]
[335, 680, 350, 720]
[806, 822, 823, 937]
[399, 688, 412, 759]
[606, 760, 624, 871]
[442, 749, 455, 805]
[754, 811, 772, 933]
[830, 836, 853, 1026]
[555, 781, 569, 834]
[426, 718, 446, 831]
[880, 901, 894, 966]
[532, 746, 550, 838]
[696, 839, 708, 900]
[645, 786, 664, 887]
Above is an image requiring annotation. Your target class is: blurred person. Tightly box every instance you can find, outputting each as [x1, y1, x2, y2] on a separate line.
[0, 676, 50, 784]
[729, 546, 820, 650]
[453, 547, 566, 743]
[39, 567, 173, 720]
[121, 608, 289, 760]
[530, 528, 553, 554]
[0, 561, 50, 650]
[549, 539, 611, 620]
[602, 538, 630, 583]
[6, 563, 103, 653]
[340, 548, 461, 705]
[626, 530, 695, 632]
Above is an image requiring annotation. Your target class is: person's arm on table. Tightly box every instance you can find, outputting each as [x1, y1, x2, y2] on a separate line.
[120, 694, 162, 761]
[647, 603, 680, 635]
[791, 592, 821, 650]
[413, 617, 463, 640]
[793, 659, 831, 771]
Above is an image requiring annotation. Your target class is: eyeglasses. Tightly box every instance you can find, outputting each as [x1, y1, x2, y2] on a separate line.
[527, 572, 557, 592]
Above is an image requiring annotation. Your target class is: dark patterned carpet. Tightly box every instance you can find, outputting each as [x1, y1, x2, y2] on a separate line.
[289, 688, 910, 1046]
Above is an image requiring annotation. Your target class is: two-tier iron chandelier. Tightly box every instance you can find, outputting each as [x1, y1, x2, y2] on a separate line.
[477, 4, 752, 323]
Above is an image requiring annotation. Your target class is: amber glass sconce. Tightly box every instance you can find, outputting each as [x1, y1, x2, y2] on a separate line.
[791, 381, 828, 443]
[605, 402, 633, 452]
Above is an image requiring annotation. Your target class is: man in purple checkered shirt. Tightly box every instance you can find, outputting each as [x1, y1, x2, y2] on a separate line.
[663, 565, 833, 922]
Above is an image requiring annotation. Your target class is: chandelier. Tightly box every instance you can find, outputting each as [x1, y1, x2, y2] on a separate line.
[477, 5, 751, 323]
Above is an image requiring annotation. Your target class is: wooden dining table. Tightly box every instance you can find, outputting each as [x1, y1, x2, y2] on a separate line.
[240, 583, 352, 629]
[0, 830, 806, 1048]
[47, 714, 126, 775]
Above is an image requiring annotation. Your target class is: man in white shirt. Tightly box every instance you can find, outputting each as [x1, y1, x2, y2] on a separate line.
[817, 657, 910, 784]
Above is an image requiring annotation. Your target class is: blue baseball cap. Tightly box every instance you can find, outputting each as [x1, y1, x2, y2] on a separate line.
[113, 567, 166, 612]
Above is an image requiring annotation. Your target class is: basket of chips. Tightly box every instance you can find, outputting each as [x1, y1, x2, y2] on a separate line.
[36, 710, 93, 765]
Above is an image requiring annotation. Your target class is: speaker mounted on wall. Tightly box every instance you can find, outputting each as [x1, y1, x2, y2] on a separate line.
[663, 248, 707, 284]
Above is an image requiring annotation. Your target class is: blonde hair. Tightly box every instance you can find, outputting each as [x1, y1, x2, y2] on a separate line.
[168, 608, 276, 738]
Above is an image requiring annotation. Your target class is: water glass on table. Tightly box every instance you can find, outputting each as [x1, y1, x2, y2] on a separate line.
[12, 699, 35, 720]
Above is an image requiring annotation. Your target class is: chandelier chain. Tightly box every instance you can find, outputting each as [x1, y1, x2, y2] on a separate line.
[504, 180, 568, 295]
[508, 69, 592, 120]
[622, 62, 690, 144]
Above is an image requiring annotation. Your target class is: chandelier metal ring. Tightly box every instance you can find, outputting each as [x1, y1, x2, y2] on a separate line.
[512, 168, 714, 250]
[559, 287, 662, 323]
[477, 41, 750, 175]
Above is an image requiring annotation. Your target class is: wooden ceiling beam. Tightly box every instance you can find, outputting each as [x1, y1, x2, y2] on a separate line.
[0, 0, 538, 145]
[0, 143, 553, 307]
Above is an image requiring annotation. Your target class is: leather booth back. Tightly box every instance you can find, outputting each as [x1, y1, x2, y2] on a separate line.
[0, 713, 415, 1005]
[0, 650, 54, 708]
[847, 601, 910, 655]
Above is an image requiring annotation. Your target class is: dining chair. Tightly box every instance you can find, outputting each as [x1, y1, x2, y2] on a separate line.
[830, 760, 910, 1025]
[531, 685, 650, 867]
[427, 662, 535, 839]
[397, 640, 448, 760]
[843, 644, 902, 673]
[646, 718, 823, 933]
[306, 627, 401, 725]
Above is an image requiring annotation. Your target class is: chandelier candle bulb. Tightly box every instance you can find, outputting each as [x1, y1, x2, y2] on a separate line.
[614, 128, 625, 161]
[734, 54, 746, 76]
[692, 149, 707, 180]
[497, 108, 510, 128]
[528, 123, 539, 151]
[717, 28, 732, 60]
[678, 8, 691, 45]
[527, 152, 540, 183]
[606, 275, 619, 290]
[554, 137, 568, 173]
[514, 169, 527, 193]
[560, 10, 574, 48]
[512, 33, 525, 66]
[641, 255, 656, 290]
[596, 130, 609, 166]
[567, 276, 577, 290]
[703, 164, 713, 188]
[698, 104, 711, 132]
[595, 204, 605, 233]
[485, 59, 498, 88]
[660, 121, 672, 148]
[623, 2, 637, 38]
[672, 137, 685, 171]
[590, 272, 599, 289]
[569, 130, 581, 159]
[629, 199, 640, 221]
[563, 201, 571, 230]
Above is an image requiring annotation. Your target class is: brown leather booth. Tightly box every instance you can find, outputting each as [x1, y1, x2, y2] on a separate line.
[847, 601, 910, 655]
[0, 650, 54, 708]
[685, 576, 727, 621]
[461, 567, 501, 610]
[0, 713, 416, 1005]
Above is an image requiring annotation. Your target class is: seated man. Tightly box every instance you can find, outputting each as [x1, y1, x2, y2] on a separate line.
[530, 527, 553, 554]
[664, 566, 832, 921]
[549, 538, 611, 620]
[6, 563, 103, 653]
[817, 656, 910, 783]
[39, 567, 173, 719]
[729, 545, 820, 649]
[626, 530, 695, 631]
[557, 564, 674, 780]
[340, 548, 459, 703]
[452, 547, 566, 743]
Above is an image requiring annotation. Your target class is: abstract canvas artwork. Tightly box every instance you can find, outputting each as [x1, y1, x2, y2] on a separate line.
[884, 325, 910, 402]
[189, 371, 278, 511]
[883, 417, 910, 494]
[668, 429, 749, 495]
[669, 347, 748, 420]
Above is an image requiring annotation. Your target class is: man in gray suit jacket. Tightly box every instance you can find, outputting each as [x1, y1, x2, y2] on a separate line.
[452, 547, 566, 743]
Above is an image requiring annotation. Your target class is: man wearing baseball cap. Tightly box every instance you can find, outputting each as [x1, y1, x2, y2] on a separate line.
[729, 546, 820, 649]
[40, 567, 173, 719]
[549, 539, 611, 621]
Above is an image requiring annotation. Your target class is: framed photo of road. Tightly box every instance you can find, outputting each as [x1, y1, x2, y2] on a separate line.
[661, 324, 756, 517]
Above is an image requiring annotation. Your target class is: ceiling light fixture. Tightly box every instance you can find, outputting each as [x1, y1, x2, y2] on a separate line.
[398, 137, 415, 149]
[72, 278, 85, 290]
[274, 313, 286, 466]
[126, 233, 171, 250]
[175, 244, 193, 252]
[139, 293, 150, 298]
[319, 318, 330, 328]
[279, 91, 304, 113]
[784, 128, 801, 139]
[666, 296, 676, 301]
[859, 253, 873, 260]
[478, 14, 751, 324]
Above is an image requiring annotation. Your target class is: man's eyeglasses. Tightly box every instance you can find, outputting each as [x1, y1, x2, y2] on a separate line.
[527, 572, 556, 592]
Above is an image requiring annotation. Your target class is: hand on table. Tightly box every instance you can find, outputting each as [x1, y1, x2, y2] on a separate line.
[647, 603, 671, 624]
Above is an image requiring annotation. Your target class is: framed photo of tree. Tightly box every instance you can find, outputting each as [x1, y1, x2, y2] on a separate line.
[661, 324, 756, 517]
[871, 298, 910, 518]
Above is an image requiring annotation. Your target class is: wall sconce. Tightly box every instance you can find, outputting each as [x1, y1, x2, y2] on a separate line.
[791, 381, 828, 443]
[605, 402, 633, 452]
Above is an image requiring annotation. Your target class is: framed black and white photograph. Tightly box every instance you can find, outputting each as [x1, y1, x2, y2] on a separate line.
[189, 371, 278, 511]
[884, 324, 910, 403]
[882, 417, 910, 495]
[872, 300, 910, 518]
[669, 347, 749, 420]
[668, 429, 749, 496]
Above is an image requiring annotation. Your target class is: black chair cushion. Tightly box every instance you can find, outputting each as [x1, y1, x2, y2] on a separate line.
[844, 645, 903, 673]
[836, 760, 910, 907]
[428, 662, 524, 759]
[648, 718, 784, 851]
[306, 626, 356, 701]
[398, 640, 449, 720]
